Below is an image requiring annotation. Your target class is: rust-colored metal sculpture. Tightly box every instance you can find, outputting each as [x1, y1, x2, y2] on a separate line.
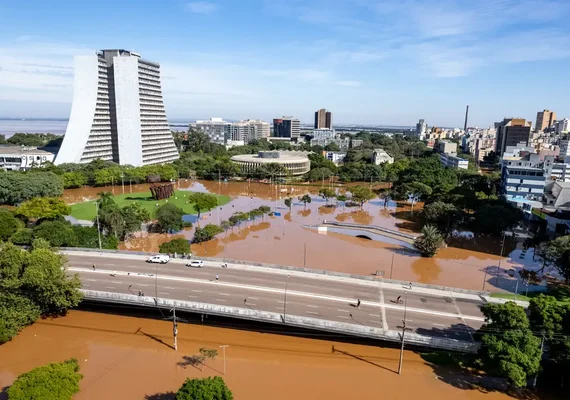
[147, 175, 174, 200]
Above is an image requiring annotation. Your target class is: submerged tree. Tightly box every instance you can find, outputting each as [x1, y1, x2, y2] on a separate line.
[414, 225, 444, 257]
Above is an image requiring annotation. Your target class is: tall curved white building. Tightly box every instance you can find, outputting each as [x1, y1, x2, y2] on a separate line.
[55, 49, 179, 166]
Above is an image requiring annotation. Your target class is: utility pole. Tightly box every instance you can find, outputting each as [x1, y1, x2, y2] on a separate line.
[120, 173, 125, 194]
[390, 253, 395, 279]
[219, 345, 229, 375]
[398, 291, 408, 375]
[95, 202, 102, 249]
[303, 243, 307, 267]
[495, 231, 506, 286]
[514, 278, 519, 301]
[171, 304, 178, 351]
[532, 335, 545, 388]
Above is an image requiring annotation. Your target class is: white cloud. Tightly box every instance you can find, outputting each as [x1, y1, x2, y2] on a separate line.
[335, 80, 361, 87]
[186, 2, 218, 14]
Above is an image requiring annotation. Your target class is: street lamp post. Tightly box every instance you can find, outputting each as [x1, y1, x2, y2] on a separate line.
[390, 253, 395, 280]
[95, 202, 102, 249]
[398, 291, 408, 375]
[303, 243, 307, 268]
[120, 173, 125, 194]
[283, 275, 290, 322]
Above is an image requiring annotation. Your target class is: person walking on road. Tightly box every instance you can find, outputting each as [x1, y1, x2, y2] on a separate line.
[92, 265, 96, 271]
[396, 295, 402, 304]
[357, 299, 361, 308]
[215, 274, 219, 281]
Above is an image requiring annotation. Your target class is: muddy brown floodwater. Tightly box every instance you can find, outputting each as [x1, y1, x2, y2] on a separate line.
[63, 180, 522, 293]
[0, 311, 523, 400]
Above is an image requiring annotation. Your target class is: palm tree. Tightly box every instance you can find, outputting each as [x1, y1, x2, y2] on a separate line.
[414, 225, 444, 257]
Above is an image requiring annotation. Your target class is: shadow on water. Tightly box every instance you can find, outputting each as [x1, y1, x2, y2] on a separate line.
[0, 386, 8, 400]
[135, 327, 175, 350]
[332, 345, 397, 374]
[144, 392, 176, 400]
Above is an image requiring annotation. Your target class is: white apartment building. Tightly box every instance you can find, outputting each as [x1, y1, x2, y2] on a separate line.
[56, 49, 179, 166]
[192, 118, 230, 145]
[560, 140, 570, 158]
[323, 151, 346, 165]
[557, 119, 570, 134]
[0, 146, 56, 171]
[439, 153, 468, 169]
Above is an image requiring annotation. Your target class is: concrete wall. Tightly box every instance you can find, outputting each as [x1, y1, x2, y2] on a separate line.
[55, 55, 99, 164]
[113, 56, 143, 166]
[80, 289, 479, 353]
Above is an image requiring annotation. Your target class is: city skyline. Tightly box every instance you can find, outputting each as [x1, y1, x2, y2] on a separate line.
[1, 1, 570, 126]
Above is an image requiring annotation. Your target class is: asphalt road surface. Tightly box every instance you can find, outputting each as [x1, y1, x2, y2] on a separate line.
[66, 254, 486, 341]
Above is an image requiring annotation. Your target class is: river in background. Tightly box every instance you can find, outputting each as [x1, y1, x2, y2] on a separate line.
[62, 180, 531, 294]
[0, 310, 525, 400]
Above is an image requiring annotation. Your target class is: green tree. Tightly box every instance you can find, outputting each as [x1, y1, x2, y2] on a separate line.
[72, 226, 118, 249]
[306, 167, 333, 182]
[187, 192, 218, 219]
[10, 228, 33, 245]
[421, 201, 459, 237]
[298, 194, 312, 208]
[528, 294, 565, 337]
[414, 225, 444, 257]
[0, 292, 41, 344]
[0, 172, 64, 205]
[20, 247, 82, 314]
[16, 197, 71, 220]
[33, 221, 77, 247]
[284, 197, 293, 209]
[349, 186, 375, 207]
[62, 171, 88, 188]
[175, 376, 233, 400]
[0, 208, 20, 241]
[477, 302, 541, 388]
[470, 204, 523, 236]
[538, 235, 570, 283]
[159, 238, 191, 254]
[193, 224, 224, 243]
[155, 203, 185, 233]
[7, 358, 83, 400]
[319, 188, 336, 205]
[121, 202, 151, 239]
[186, 128, 213, 153]
[324, 142, 341, 152]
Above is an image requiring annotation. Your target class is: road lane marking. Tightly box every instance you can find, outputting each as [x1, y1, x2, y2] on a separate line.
[111, 281, 122, 284]
[164, 286, 175, 289]
[276, 300, 285, 304]
[249, 297, 259, 300]
[187, 295, 198, 299]
[275, 307, 282, 310]
[307, 305, 319, 308]
[369, 319, 383, 324]
[104, 286, 116, 289]
[215, 299, 227, 302]
[337, 316, 350, 319]
[139, 284, 149, 287]
[368, 313, 378, 317]
[247, 303, 257, 306]
[161, 292, 170, 295]
[87, 279, 97, 282]
[337, 309, 350, 313]
[69, 267, 485, 322]
[82, 284, 90, 287]
[306, 311, 318, 315]
[218, 293, 230, 296]
[191, 290, 202, 293]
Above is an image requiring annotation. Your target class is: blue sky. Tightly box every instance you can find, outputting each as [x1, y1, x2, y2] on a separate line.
[1, 0, 570, 127]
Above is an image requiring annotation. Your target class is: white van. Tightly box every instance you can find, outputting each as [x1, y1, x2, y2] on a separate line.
[147, 255, 170, 264]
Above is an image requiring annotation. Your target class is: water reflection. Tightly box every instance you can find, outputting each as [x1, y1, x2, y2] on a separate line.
[67, 181, 523, 293]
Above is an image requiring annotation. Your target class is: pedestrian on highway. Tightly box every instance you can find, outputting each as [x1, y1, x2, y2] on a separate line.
[215, 274, 219, 281]
[244, 298, 247, 304]
[396, 295, 401, 304]
[138, 291, 141, 296]
[141, 291, 144, 296]
[357, 299, 361, 308]
[112, 270, 117, 277]
[409, 282, 413, 290]
[92, 264, 96, 270]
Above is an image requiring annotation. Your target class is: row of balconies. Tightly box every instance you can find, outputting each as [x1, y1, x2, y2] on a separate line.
[140, 109, 167, 115]
[139, 79, 161, 89]
[138, 72, 160, 82]
[138, 63, 159, 72]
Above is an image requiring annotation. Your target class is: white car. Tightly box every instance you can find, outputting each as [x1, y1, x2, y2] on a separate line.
[186, 260, 204, 268]
[147, 255, 170, 264]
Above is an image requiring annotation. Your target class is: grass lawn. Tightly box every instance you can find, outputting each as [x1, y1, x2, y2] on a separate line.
[69, 190, 231, 220]
[490, 284, 570, 305]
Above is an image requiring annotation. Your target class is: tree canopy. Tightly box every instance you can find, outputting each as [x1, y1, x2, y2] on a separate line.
[175, 376, 233, 400]
[155, 203, 185, 233]
[414, 225, 444, 257]
[0, 208, 21, 241]
[16, 197, 71, 220]
[7, 358, 83, 400]
[187, 192, 218, 219]
[159, 238, 191, 254]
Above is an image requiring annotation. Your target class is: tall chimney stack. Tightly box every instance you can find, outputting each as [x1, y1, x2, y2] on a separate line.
[463, 105, 469, 133]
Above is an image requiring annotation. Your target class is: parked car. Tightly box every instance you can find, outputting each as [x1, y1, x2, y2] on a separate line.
[186, 260, 204, 268]
[147, 255, 170, 264]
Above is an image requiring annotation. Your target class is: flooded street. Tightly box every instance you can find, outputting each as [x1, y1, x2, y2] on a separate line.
[0, 311, 519, 400]
[63, 181, 526, 293]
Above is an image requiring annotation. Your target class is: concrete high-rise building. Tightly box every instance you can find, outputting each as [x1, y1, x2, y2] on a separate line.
[415, 119, 428, 140]
[556, 118, 570, 134]
[535, 109, 556, 132]
[314, 108, 333, 129]
[55, 49, 179, 166]
[229, 120, 270, 142]
[495, 118, 532, 156]
[273, 117, 300, 139]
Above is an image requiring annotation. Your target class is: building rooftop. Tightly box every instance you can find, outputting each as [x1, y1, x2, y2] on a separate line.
[0, 146, 56, 155]
[504, 165, 543, 171]
[231, 152, 309, 164]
